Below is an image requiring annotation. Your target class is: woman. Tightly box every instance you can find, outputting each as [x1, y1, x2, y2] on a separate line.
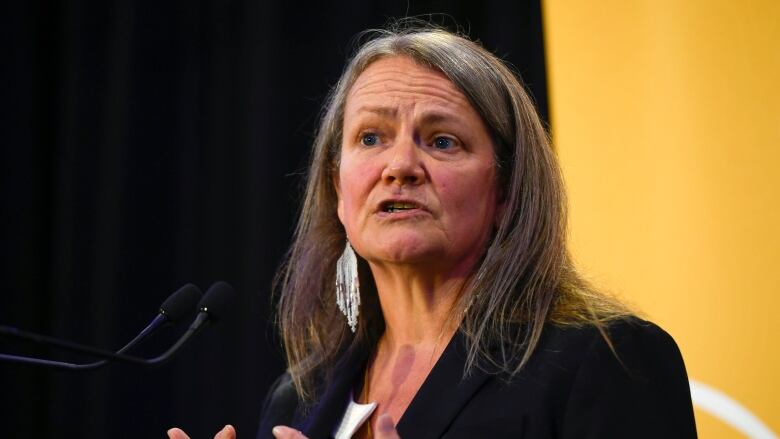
[170, 24, 696, 439]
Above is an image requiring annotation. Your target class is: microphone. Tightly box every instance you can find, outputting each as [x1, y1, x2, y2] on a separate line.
[0, 283, 203, 370]
[140, 281, 235, 367]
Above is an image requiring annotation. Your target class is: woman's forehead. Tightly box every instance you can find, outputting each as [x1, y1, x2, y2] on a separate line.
[344, 56, 475, 119]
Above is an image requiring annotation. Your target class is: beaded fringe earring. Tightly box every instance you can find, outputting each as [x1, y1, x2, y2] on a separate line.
[336, 241, 360, 333]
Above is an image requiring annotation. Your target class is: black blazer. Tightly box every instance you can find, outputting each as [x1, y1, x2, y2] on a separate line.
[257, 318, 697, 438]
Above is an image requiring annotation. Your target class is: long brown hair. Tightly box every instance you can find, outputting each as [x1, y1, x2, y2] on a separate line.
[275, 22, 630, 400]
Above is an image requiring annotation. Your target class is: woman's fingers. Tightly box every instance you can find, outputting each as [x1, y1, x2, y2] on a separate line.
[214, 424, 237, 439]
[167, 425, 235, 439]
[167, 428, 191, 439]
[271, 425, 309, 439]
[375, 414, 402, 439]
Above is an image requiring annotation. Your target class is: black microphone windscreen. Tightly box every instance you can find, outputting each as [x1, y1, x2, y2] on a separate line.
[198, 281, 235, 322]
[159, 284, 202, 323]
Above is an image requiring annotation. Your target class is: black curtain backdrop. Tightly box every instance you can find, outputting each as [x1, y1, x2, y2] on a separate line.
[0, 1, 548, 437]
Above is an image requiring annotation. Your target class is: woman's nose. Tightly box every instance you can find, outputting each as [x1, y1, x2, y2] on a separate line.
[381, 135, 425, 186]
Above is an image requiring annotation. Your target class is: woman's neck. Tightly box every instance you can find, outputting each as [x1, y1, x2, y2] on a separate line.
[355, 263, 472, 433]
[368, 262, 467, 348]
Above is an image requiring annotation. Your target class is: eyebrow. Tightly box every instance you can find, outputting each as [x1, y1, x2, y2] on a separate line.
[354, 106, 398, 118]
[419, 112, 458, 125]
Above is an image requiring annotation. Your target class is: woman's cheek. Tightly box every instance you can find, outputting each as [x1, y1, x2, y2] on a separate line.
[337, 181, 368, 233]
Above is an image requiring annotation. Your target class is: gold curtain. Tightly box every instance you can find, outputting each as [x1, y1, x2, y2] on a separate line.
[543, 1, 780, 437]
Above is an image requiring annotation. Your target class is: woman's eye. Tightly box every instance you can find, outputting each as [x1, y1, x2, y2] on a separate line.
[361, 133, 379, 146]
[433, 136, 455, 150]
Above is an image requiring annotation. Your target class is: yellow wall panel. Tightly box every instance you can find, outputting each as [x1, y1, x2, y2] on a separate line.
[543, 1, 779, 437]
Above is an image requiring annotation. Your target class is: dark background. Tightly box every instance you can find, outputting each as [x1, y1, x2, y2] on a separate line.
[0, 1, 548, 437]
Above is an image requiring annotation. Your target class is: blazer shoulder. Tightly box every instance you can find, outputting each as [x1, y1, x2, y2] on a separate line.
[590, 317, 689, 383]
[604, 317, 683, 356]
[553, 317, 697, 438]
[543, 316, 677, 351]
[535, 317, 687, 373]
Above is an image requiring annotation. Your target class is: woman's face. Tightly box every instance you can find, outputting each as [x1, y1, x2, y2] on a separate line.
[337, 56, 501, 275]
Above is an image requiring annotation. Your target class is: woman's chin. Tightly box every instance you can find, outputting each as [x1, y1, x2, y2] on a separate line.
[362, 240, 445, 266]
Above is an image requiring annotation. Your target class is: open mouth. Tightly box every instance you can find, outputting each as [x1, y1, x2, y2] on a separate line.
[381, 201, 420, 213]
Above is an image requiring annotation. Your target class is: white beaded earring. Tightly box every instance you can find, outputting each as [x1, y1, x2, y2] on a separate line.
[336, 241, 360, 333]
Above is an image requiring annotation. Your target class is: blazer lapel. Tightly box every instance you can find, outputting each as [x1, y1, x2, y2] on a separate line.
[298, 344, 370, 439]
[396, 331, 491, 439]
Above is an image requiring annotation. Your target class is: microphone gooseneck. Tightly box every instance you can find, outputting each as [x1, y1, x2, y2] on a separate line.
[0, 283, 204, 370]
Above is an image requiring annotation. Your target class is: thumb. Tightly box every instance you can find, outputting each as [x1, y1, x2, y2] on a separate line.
[167, 428, 191, 439]
[272, 425, 309, 439]
[214, 424, 237, 439]
[375, 414, 401, 439]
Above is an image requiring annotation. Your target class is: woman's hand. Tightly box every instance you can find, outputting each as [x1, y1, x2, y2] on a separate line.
[167, 424, 236, 439]
[272, 414, 401, 439]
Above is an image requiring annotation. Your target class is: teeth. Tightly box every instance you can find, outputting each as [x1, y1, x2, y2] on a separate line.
[384, 202, 418, 212]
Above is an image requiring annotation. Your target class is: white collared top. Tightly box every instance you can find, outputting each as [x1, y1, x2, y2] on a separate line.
[332, 391, 377, 439]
